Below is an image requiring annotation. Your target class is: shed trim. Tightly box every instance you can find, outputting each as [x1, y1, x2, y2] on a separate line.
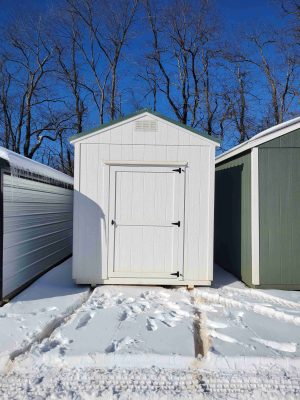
[69, 109, 220, 145]
[104, 160, 188, 167]
[251, 147, 260, 285]
[207, 146, 215, 281]
[216, 116, 300, 164]
[0, 169, 3, 301]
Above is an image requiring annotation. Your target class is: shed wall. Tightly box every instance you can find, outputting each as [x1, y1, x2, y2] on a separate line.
[2, 173, 73, 298]
[214, 152, 252, 284]
[258, 129, 300, 287]
[73, 116, 216, 284]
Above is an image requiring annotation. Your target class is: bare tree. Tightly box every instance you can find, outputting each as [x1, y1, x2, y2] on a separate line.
[252, 35, 297, 125]
[282, 0, 300, 45]
[0, 16, 72, 159]
[41, 133, 74, 176]
[145, 0, 224, 137]
[231, 29, 299, 127]
[232, 67, 248, 143]
[66, 0, 139, 122]
[138, 62, 159, 111]
[224, 65, 257, 143]
[55, 12, 86, 134]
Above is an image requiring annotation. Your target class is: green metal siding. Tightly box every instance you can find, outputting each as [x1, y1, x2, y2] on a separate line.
[258, 130, 300, 287]
[214, 152, 252, 285]
[259, 129, 300, 148]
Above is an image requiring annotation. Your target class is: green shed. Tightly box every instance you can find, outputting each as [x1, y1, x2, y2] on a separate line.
[215, 117, 300, 289]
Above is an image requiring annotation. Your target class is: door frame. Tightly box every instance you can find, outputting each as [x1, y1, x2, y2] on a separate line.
[106, 161, 187, 280]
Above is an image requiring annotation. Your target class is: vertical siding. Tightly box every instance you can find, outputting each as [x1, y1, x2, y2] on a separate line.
[2, 174, 73, 298]
[109, 167, 182, 276]
[73, 115, 216, 284]
[214, 152, 252, 285]
[258, 131, 300, 287]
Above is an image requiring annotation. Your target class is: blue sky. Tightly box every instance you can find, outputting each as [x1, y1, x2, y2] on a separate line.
[0, 0, 281, 24]
[218, 0, 282, 25]
[0, 0, 295, 150]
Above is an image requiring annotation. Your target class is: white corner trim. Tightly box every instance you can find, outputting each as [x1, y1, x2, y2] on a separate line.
[251, 147, 260, 285]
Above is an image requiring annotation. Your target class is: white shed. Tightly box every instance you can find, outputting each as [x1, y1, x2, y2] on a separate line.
[70, 110, 219, 286]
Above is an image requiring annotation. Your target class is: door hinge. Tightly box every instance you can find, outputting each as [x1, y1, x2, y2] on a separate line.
[172, 167, 183, 173]
[172, 221, 181, 227]
[170, 271, 182, 278]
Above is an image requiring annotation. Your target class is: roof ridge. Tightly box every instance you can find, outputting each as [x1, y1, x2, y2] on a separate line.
[69, 109, 220, 144]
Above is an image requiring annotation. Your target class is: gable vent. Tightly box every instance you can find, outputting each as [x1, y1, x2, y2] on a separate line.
[135, 120, 157, 132]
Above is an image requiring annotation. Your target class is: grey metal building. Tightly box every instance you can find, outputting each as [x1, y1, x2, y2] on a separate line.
[0, 147, 73, 302]
[215, 117, 300, 289]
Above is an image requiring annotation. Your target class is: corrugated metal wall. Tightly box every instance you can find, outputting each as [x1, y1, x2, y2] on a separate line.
[258, 129, 300, 288]
[2, 173, 73, 298]
[214, 152, 252, 285]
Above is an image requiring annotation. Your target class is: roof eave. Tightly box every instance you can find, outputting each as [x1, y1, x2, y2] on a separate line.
[69, 109, 220, 145]
[216, 116, 300, 164]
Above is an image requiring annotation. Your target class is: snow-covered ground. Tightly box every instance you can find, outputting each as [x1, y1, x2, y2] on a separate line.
[194, 267, 300, 370]
[0, 258, 90, 373]
[0, 259, 300, 399]
[13, 285, 196, 370]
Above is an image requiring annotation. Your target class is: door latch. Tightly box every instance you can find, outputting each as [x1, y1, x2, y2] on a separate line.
[172, 221, 181, 227]
[170, 271, 182, 278]
[172, 167, 182, 173]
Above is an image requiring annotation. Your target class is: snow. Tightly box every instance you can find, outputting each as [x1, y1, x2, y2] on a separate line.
[13, 285, 196, 371]
[0, 146, 74, 186]
[251, 338, 297, 353]
[194, 265, 300, 371]
[0, 258, 89, 373]
[1, 260, 300, 398]
[1, 365, 300, 399]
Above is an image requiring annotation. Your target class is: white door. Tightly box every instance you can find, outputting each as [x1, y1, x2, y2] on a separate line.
[108, 165, 185, 279]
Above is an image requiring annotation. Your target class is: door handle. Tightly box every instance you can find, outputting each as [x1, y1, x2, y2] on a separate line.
[170, 271, 183, 278]
[172, 221, 180, 227]
[111, 219, 116, 225]
[172, 167, 183, 173]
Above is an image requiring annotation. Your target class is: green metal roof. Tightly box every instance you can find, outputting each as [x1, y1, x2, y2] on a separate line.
[69, 109, 220, 144]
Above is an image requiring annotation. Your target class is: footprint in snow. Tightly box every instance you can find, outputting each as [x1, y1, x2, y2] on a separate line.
[76, 312, 95, 329]
[162, 318, 178, 328]
[172, 309, 190, 317]
[39, 306, 58, 313]
[105, 336, 135, 353]
[130, 304, 144, 314]
[40, 334, 73, 353]
[147, 318, 158, 331]
[159, 291, 170, 298]
[124, 297, 135, 304]
[119, 310, 129, 321]
[165, 302, 181, 311]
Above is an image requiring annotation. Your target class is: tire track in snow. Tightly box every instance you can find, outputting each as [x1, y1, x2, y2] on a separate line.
[223, 287, 300, 310]
[1, 365, 300, 399]
[194, 291, 300, 326]
[4, 288, 93, 374]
